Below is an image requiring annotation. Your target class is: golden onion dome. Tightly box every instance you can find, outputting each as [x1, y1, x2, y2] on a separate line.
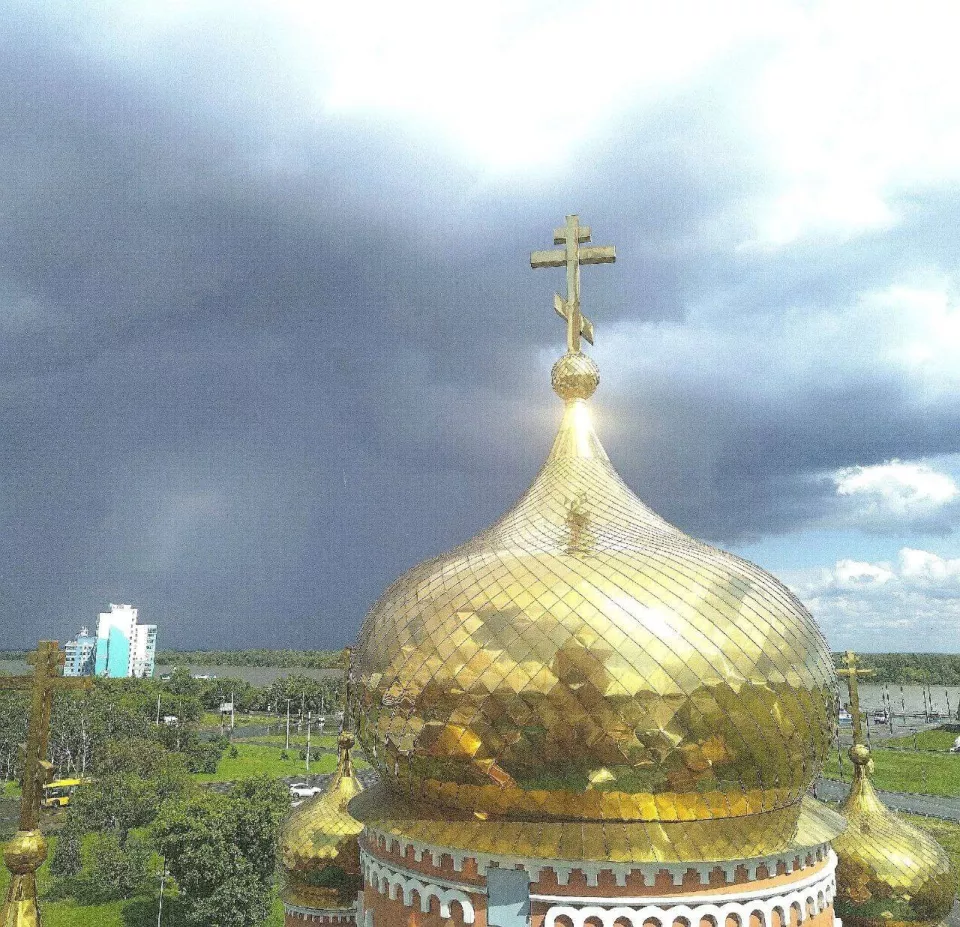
[280, 732, 364, 910]
[834, 743, 955, 927]
[352, 342, 836, 841]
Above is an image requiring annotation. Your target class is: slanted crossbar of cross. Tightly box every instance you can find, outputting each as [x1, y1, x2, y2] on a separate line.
[531, 215, 616, 353]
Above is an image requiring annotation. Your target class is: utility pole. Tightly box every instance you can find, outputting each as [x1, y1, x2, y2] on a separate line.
[285, 699, 291, 750]
[157, 858, 167, 927]
[306, 710, 312, 773]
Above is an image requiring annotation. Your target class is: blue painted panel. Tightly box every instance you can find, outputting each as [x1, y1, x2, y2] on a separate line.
[486, 867, 530, 927]
[107, 627, 130, 677]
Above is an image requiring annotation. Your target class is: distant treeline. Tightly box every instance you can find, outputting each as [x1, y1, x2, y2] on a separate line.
[155, 648, 346, 668]
[832, 652, 960, 685]
[0, 650, 27, 661]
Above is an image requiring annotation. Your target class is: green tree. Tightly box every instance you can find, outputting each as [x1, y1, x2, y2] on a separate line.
[76, 831, 151, 902]
[50, 826, 82, 878]
[153, 775, 289, 927]
[68, 737, 189, 842]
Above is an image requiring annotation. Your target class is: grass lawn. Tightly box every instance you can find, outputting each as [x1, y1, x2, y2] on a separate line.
[0, 834, 175, 927]
[823, 746, 960, 796]
[244, 732, 338, 749]
[0, 832, 288, 926]
[3, 780, 20, 798]
[193, 742, 338, 783]
[885, 726, 960, 751]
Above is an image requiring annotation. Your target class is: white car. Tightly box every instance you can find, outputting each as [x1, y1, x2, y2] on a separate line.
[289, 783, 322, 799]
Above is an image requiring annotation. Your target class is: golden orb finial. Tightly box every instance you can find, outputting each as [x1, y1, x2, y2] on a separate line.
[551, 351, 599, 401]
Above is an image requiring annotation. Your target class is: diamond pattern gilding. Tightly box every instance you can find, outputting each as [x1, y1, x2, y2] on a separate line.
[353, 397, 835, 843]
[835, 747, 955, 926]
[281, 733, 364, 890]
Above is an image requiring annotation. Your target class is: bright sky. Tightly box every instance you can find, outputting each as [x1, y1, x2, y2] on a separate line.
[3, 0, 960, 650]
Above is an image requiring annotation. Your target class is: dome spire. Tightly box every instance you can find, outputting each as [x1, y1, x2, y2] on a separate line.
[837, 649, 873, 748]
[531, 214, 616, 401]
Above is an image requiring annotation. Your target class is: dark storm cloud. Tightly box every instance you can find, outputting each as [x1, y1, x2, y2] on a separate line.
[3, 5, 960, 647]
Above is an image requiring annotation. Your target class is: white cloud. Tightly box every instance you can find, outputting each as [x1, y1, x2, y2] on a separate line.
[834, 459, 960, 523]
[290, 0, 789, 170]
[791, 547, 960, 648]
[49, 0, 960, 238]
[751, 2, 960, 245]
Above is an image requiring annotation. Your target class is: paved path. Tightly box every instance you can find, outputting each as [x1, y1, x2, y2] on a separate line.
[813, 777, 960, 821]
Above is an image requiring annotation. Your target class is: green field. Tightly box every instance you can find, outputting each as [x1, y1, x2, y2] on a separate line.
[249, 732, 338, 749]
[824, 746, 960, 796]
[885, 727, 960, 751]
[193, 742, 338, 783]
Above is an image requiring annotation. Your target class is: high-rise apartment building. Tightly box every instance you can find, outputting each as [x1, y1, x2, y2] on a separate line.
[131, 622, 158, 678]
[91, 604, 158, 678]
[63, 627, 96, 676]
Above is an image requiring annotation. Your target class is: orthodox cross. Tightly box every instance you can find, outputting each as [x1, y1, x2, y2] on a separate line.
[0, 642, 91, 832]
[837, 650, 873, 747]
[1, 642, 92, 927]
[531, 214, 616, 352]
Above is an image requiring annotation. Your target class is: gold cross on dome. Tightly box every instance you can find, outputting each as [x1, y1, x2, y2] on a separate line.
[531, 214, 616, 352]
[837, 650, 873, 747]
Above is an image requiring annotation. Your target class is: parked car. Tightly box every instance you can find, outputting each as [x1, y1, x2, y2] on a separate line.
[289, 782, 322, 799]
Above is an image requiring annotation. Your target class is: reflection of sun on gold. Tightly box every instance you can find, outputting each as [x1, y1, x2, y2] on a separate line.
[353, 342, 835, 849]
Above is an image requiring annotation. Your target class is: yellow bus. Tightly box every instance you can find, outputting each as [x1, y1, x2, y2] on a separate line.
[41, 778, 91, 808]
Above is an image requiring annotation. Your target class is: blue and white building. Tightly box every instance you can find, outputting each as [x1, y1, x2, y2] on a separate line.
[63, 627, 96, 676]
[65, 604, 158, 678]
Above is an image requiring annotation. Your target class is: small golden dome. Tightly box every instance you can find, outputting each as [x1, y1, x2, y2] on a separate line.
[353, 351, 836, 850]
[834, 744, 955, 927]
[280, 732, 364, 909]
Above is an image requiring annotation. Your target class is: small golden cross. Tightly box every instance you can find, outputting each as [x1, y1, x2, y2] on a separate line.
[836, 649, 873, 747]
[531, 214, 616, 352]
[0, 641, 91, 927]
[565, 494, 593, 555]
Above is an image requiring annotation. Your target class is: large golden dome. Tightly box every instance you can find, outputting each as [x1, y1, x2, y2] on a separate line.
[834, 744, 955, 927]
[353, 347, 836, 831]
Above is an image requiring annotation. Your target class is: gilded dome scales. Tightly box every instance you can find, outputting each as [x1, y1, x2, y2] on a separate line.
[352, 215, 836, 855]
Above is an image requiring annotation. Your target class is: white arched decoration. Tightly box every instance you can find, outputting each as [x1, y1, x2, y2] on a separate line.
[541, 862, 836, 927]
[362, 855, 477, 925]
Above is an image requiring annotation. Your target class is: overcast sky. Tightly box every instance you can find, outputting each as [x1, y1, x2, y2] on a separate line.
[3, 1, 960, 652]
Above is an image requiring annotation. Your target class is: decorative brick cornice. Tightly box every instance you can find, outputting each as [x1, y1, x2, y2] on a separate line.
[361, 824, 830, 890]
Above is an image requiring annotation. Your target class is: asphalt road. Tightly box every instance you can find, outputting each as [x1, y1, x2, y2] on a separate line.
[813, 777, 960, 821]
